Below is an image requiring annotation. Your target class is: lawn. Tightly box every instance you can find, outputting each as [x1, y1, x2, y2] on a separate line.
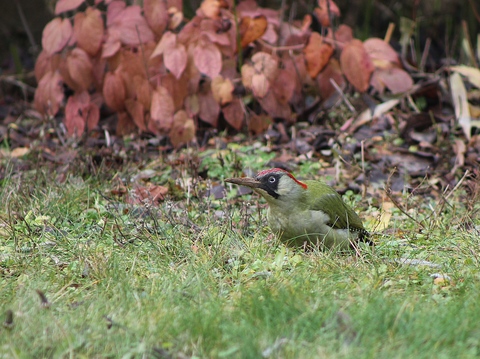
[1, 151, 480, 358]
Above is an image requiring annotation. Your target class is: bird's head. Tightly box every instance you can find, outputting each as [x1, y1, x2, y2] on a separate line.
[225, 168, 308, 205]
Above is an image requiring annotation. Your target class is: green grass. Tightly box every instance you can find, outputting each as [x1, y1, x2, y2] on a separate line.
[1, 160, 480, 358]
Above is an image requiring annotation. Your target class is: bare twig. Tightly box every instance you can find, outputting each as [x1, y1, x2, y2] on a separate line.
[329, 78, 355, 113]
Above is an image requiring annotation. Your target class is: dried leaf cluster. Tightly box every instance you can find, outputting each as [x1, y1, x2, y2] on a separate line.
[34, 0, 414, 146]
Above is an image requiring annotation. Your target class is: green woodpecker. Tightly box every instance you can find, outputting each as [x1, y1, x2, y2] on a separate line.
[225, 168, 370, 250]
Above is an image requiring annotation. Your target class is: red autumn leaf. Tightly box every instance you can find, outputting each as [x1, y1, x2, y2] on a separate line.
[150, 86, 175, 131]
[199, 0, 221, 19]
[106, 3, 154, 46]
[103, 71, 126, 111]
[200, 19, 231, 46]
[74, 7, 104, 56]
[169, 110, 195, 148]
[34, 71, 64, 117]
[198, 85, 220, 127]
[127, 184, 168, 205]
[165, 43, 187, 79]
[193, 39, 222, 78]
[248, 114, 272, 134]
[55, 0, 85, 14]
[303, 32, 333, 78]
[66, 48, 93, 92]
[340, 39, 374, 93]
[133, 76, 152, 109]
[316, 58, 345, 100]
[143, 0, 169, 36]
[150, 31, 176, 59]
[34, 50, 51, 82]
[125, 98, 147, 131]
[251, 73, 269, 98]
[222, 99, 244, 130]
[272, 69, 296, 105]
[65, 91, 89, 136]
[116, 111, 137, 136]
[239, 16, 268, 48]
[314, 0, 340, 27]
[363, 38, 401, 69]
[370, 68, 413, 94]
[42, 17, 73, 56]
[257, 91, 291, 120]
[329, 24, 353, 44]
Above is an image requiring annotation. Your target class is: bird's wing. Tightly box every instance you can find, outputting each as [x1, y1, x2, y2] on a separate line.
[309, 190, 365, 231]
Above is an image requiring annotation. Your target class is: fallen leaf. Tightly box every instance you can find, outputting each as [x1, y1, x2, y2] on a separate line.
[10, 147, 30, 158]
[450, 72, 471, 139]
[450, 65, 480, 89]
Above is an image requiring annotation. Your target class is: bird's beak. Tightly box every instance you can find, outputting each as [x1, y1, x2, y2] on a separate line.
[224, 177, 261, 189]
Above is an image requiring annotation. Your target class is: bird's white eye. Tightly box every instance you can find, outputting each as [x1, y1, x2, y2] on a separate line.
[268, 176, 276, 183]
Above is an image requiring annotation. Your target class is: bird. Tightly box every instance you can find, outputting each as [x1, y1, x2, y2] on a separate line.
[225, 168, 370, 250]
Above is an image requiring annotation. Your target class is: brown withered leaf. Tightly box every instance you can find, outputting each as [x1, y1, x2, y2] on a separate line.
[340, 39, 374, 93]
[314, 0, 340, 27]
[65, 93, 87, 137]
[42, 17, 73, 56]
[128, 184, 168, 205]
[55, 0, 85, 14]
[200, 0, 221, 20]
[116, 111, 137, 136]
[364, 38, 401, 69]
[329, 24, 353, 44]
[34, 71, 64, 117]
[34, 51, 50, 83]
[161, 73, 188, 111]
[239, 16, 268, 48]
[106, 2, 154, 46]
[74, 7, 104, 56]
[252, 52, 278, 81]
[258, 91, 291, 120]
[211, 75, 234, 105]
[272, 69, 296, 105]
[198, 83, 220, 127]
[144, 0, 169, 36]
[150, 31, 176, 59]
[133, 76, 152, 109]
[304, 32, 333, 78]
[193, 38, 222, 78]
[316, 58, 345, 100]
[251, 73, 269, 98]
[222, 99, 244, 130]
[370, 68, 413, 94]
[65, 48, 93, 92]
[170, 110, 195, 148]
[165, 43, 187, 79]
[125, 99, 146, 131]
[103, 71, 126, 111]
[248, 114, 272, 134]
[64, 91, 100, 136]
[241, 64, 255, 89]
[150, 86, 175, 132]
